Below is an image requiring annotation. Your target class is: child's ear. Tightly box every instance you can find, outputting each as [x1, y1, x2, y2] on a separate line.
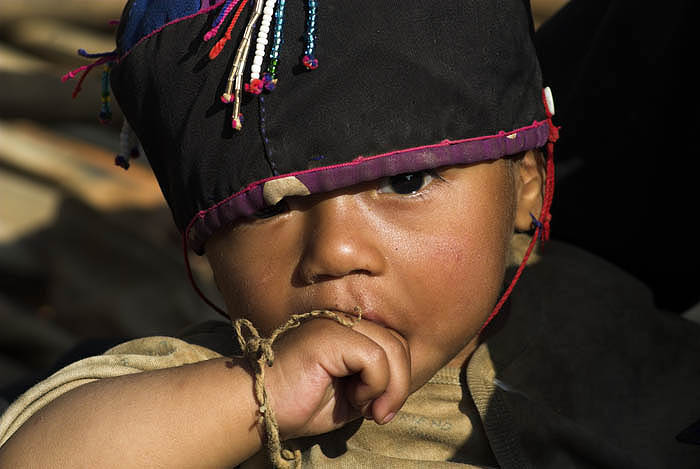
[513, 150, 545, 232]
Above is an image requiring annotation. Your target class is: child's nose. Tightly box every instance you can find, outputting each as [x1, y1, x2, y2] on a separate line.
[297, 195, 386, 284]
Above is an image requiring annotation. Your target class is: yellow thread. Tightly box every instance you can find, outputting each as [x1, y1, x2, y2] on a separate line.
[233, 309, 361, 469]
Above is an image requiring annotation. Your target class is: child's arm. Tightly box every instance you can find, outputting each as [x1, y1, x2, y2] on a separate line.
[0, 358, 263, 467]
[0, 318, 410, 467]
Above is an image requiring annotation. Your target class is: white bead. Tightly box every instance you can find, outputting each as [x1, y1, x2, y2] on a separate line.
[259, 24, 270, 34]
[256, 37, 268, 46]
[251, 72, 260, 79]
[263, 6, 274, 16]
[253, 55, 263, 66]
[251, 63, 262, 74]
[544, 86, 555, 116]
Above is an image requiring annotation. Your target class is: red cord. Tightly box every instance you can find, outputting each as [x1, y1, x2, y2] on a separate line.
[209, 0, 250, 59]
[479, 89, 559, 333]
[479, 224, 541, 333]
[62, 56, 113, 99]
[204, 0, 239, 41]
[71, 67, 91, 99]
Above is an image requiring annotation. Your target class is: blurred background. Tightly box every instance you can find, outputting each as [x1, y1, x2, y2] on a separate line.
[0, 0, 226, 399]
[0, 0, 697, 403]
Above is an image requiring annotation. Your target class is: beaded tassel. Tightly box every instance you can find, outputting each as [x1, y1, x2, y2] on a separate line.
[209, 0, 320, 129]
[246, 0, 277, 95]
[115, 120, 140, 170]
[98, 64, 113, 124]
[221, 0, 264, 130]
[302, 0, 318, 69]
[261, 0, 286, 91]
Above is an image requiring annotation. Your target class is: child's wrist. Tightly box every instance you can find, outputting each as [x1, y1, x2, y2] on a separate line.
[201, 357, 266, 464]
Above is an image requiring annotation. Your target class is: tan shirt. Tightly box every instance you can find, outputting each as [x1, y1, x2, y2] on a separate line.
[286, 367, 496, 468]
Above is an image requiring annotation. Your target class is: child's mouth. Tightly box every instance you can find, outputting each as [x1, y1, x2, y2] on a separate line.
[311, 306, 388, 329]
[356, 310, 388, 328]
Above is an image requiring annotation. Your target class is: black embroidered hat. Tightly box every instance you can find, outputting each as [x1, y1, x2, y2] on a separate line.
[105, 0, 554, 254]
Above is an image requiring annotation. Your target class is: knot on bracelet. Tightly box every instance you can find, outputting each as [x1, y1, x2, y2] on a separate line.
[246, 338, 275, 366]
[235, 319, 276, 366]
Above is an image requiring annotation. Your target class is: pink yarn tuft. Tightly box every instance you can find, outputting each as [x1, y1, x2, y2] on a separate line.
[232, 113, 243, 130]
[62, 65, 89, 82]
[221, 93, 234, 104]
[244, 78, 263, 94]
[302, 55, 319, 70]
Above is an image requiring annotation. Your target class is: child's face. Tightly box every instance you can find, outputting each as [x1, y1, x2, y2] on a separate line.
[207, 156, 538, 389]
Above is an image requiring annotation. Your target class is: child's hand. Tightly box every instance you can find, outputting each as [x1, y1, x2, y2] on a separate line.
[265, 316, 411, 440]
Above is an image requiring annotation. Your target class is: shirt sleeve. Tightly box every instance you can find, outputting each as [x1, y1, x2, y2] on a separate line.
[0, 336, 222, 447]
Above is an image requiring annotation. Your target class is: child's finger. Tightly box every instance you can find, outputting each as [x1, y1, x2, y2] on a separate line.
[347, 321, 411, 425]
[331, 329, 392, 406]
[265, 319, 393, 438]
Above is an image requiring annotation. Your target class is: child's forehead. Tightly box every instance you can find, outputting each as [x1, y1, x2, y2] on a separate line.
[109, 0, 547, 253]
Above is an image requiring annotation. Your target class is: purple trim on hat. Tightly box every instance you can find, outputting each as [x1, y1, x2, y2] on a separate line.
[186, 120, 549, 253]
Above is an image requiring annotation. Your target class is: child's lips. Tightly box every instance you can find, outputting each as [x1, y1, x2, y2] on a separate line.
[349, 309, 393, 331]
[312, 305, 389, 328]
[357, 310, 388, 328]
[304, 294, 397, 331]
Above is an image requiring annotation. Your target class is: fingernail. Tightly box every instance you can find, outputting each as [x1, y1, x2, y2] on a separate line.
[381, 412, 396, 424]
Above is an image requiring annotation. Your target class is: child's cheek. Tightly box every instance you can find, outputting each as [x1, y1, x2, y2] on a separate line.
[394, 170, 513, 376]
[207, 226, 295, 332]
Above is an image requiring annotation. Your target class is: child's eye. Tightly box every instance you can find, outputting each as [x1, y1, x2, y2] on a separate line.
[252, 199, 289, 219]
[378, 171, 436, 195]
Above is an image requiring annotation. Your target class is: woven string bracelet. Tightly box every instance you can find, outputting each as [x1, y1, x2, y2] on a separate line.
[233, 309, 362, 469]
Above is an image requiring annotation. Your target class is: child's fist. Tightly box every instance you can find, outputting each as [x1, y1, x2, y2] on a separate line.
[264, 316, 411, 440]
